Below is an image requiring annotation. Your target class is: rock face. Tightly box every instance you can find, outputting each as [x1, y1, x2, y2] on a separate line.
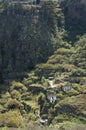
[60, 0, 86, 42]
[61, 0, 86, 18]
[80, 0, 86, 5]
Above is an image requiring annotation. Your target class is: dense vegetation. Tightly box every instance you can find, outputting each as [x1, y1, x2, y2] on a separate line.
[0, 0, 86, 130]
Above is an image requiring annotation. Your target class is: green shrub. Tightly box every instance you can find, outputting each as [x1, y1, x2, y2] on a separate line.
[55, 48, 74, 56]
[80, 77, 86, 85]
[0, 126, 9, 130]
[57, 92, 64, 99]
[81, 85, 86, 93]
[35, 63, 54, 77]
[0, 92, 11, 106]
[22, 101, 31, 113]
[28, 113, 37, 121]
[41, 76, 46, 83]
[5, 99, 24, 111]
[59, 121, 86, 130]
[0, 99, 7, 105]
[47, 54, 67, 64]
[28, 84, 44, 94]
[23, 78, 33, 86]
[38, 93, 45, 105]
[41, 79, 50, 89]
[53, 114, 68, 123]
[0, 104, 4, 112]
[0, 110, 24, 127]
[1, 92, 11, 99]
[73, 83, 81, 92]
[21, 92, 31, 100]
[65, 89, 80, 96]
[23, 72, 39, 86]
[10, 81, 27, 93]
[11, 90, 21, 100]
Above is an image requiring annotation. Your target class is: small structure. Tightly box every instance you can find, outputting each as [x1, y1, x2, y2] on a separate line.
[47, 92, 57, 103]
[49, 80, 54, 88]
[48, 77, 54, 80]
[62, 83, 72, 91]
[48, 77, 55, 88]
[40, 119, 48, 125]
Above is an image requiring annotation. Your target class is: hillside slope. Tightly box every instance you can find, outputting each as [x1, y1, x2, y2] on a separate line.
[0, 0, 86, 130]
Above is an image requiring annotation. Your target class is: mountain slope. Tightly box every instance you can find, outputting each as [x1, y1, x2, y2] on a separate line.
[0, 0, 86, 129]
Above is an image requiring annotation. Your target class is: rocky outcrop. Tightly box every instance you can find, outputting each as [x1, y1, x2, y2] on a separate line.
[61, 0, 86, 18]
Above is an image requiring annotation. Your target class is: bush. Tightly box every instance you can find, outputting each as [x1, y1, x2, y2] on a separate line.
[53, 114, 68, 123]
[66, 89, 80, 96]
[57, 92, 64, 99]
[38, 93, 45, 105]
[0, 110, 24, 127]
[28, 84, 44, 94]
[0, 126, 9, 130]
[21, 92, 31, 100]
[28, 113, 37, 121]
[55, 48, 74, 56]
[81, 85, 86, 93]
[47, 54, 67, 64]
[22, 101, 31, 113]
[59, 121, 86, 130]
[0, 98, 7, 106]
[5, 99, 24, 111]
[1, 92, 11, 99]
[73, 83, 81, 92]
[11, 90, 21, 100]
[10, 81, 27, 93]
[0, 104, 4, 112]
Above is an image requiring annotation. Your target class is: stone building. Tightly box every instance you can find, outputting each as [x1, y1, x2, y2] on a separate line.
[47, 92, 57, 103]
[62, 83, 72, 91]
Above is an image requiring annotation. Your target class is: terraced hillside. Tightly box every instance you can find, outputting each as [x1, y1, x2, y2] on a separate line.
[0, 0, 86, 130]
